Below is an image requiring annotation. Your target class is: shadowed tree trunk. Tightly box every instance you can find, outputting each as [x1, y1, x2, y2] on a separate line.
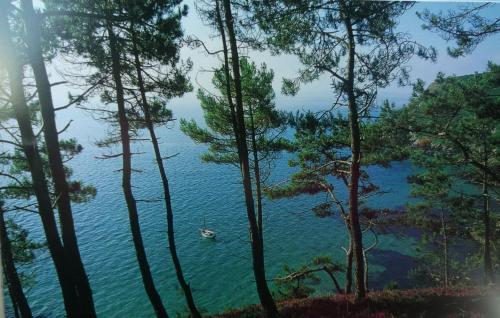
[107, 22, 168, 318]
[20, 1, 96, 315]
[440, 209, 449, 290]
[248, 104, 264, 241]
[340, 0, 366, 298]
[214, 0, 240, 149]
[323, 266, 344, 294]
[221, 0, 279, 316]
[482, 169, 494, 284]
[345, 232, 353, 294]
[0, 5, 81, 316]
[0, 205, 32, 318]
[130, 30, 201, 318]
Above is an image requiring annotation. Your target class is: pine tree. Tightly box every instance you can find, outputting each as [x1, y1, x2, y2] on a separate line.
[20, 2, 97, 313]
[405, 169, 472, 289]
[267, 104, 404, 294]
[249, 0, 436, 298]
[121, 3, 201, 315]
[418, 3, 500, 57]
[181, 57, 289, 240]
[395, 65, 500, 284]
[43, 0, 179, 315]
[0, 3, 93, 316]
[188, 1, 282, 315]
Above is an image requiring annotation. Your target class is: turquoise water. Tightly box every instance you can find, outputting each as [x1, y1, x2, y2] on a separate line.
[6, 107, 417, 317]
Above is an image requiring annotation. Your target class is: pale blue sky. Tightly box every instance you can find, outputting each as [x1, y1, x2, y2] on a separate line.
[168, 1, 500, 118]
[46, 1, 500, 126]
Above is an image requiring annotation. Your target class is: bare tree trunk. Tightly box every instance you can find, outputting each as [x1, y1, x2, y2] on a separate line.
[214, 0, 240, 146]
[9, 291, 20, 318]
[345, 237, 353, 294]
[107, 22, 168, 318]
[221, 1, 279, 316]
[0, 6, 81, 317]
[440, 209, 449, 290]
[0, 206, 33, 318]
[248, 105, 264, 240]
[363, 250, 369, 292]
[340, 0, 366, 298]
[20, 1, 96, 315]
[130, 30, 200, 318]
[323, 267, 344, 294]
[482, 170, 495, 284]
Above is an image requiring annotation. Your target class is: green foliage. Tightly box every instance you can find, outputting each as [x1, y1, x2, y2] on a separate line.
[274, 255, 344, 301]
[5, 219, 44, 264]
[181, 57, 289, 175]
[1, 94, 94, 298]
[405, 169, 473, 287]
[2, 139, 96, 204]
[388, 64, 500, 286]
[399, 64, 500, 182]
[267, 107, 401, 215]
[250, 0, 436, 105]
[4, 218, 44, 287]
[418, 4, 500, 57]
[274, 264, 319, 301]
[266, 111, 349, 202]
[362, 102, 412, 166]
[46, 0, 192, 136]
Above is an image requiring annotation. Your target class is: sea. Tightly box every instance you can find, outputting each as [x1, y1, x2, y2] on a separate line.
[4, 100, 418, 317]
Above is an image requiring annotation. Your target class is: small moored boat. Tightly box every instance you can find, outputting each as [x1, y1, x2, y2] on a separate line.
[200, 228, 216, 239]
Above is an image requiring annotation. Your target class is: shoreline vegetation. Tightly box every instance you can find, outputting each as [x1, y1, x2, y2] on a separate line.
[211, 287, 499, 318]
[0, 0, 499, 317]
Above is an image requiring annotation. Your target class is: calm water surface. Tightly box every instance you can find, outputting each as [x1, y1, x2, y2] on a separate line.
[7, 107, 416, 317]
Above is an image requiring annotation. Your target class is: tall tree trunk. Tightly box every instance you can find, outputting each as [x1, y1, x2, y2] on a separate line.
[214, 0, 240, 147]
[130, 31, 201, 318]
[345, 239, 353, 294]
[363, 250, 369, 292]
[20, 1, 96, 315]
[440, 209, 449, 290]
[9, 290, 20, 318]
[0, 6, 82, 317]
[248, 105, 264, 240]
[107, 22, 168, 318]
[341, 0, 366, 298]
[221, 1, 279, 316]
[323, 267, 344, 294]
[482, 170, 495, 284]
[0, 206, 33, 318]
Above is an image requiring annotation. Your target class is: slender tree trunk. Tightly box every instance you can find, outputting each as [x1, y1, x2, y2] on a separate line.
[20, 1, 96, 315]
[363, 250, 369, 292]
[248, 105, 264, 240]
[214, 0, 240, 147]
[345, 238, 353, 294]
[0, 206, 33, 318]
[221, 1, 279, 316]
[130, 31, 201, 318]
[0, 6, 82, 317]
[324, 267, 344, 294]
[440, 209, 449, 290]
[341, 0, 366, 298]
[9, 290, 20, 318]
[107, 22, 168, 318]
[482, 170, 495, 284]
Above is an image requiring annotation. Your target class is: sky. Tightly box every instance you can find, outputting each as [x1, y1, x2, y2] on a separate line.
[166, 1, 500, 117]
[40, 1, 500, 123]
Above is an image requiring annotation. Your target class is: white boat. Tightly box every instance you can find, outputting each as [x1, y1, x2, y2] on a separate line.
[200, 228, 216, 239]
